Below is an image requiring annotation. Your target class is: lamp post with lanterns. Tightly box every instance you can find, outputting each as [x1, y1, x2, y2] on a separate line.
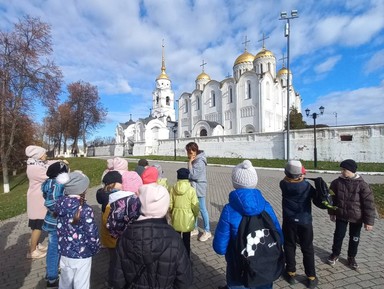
[305, 106, 325, 168]
[279, 9, 298, 160]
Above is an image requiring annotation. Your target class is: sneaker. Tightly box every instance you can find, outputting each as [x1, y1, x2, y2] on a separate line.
[283, 271, 296, 285]
[191, 229, 199, 236]
[37, 243, 48, 252]
[199, 231, 212, 242]
[307, 277, 318, 289]
[26, 248, 47, 259]
[348, 256, 359, 270]
[46, 279, 59, 288]
[327, 254, 339, 266]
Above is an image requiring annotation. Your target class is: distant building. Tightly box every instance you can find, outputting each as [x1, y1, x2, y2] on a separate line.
[115, 38, 301, 154]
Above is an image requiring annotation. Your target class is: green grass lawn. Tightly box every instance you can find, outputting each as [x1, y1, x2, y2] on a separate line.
[1, 157, 383, 220]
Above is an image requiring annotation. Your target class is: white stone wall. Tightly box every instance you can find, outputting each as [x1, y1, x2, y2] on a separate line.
[93, 124, 384, 163]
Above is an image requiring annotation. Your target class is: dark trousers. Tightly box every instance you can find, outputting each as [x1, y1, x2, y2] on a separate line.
[283, 221, 316, 277]
[332, 219, 362, 257]
[177, 231, 191, 257]
[108, 248, 118, 286]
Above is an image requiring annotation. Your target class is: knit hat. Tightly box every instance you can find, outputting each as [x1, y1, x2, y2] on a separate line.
[106, 159, 114, 170]
[177, 168, 190, 180]
[138, 159, 148, 167]
[25, 145, 46, 160]
[153, 163, 163, 179]
[138, 185, 170, 220]
[121, 171, 143, 192]
[340, 159, 357, 173]
[102, 171, 123, 186]
[57, 171, 90, 195]
[232, 160, 258, 189]
[113, 157, 128, 171]
[141, 167, 159, 184]
[285, 160, 303, 179]
[46, 161, 69, 178]
[135, 166, 146, 176]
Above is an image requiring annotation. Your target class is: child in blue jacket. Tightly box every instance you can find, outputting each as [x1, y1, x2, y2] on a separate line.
[213, 160, 283, 289]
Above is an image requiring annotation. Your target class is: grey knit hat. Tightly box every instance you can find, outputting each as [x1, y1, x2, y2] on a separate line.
[57, 171, 90, 195]
[232, 160, 258, 189]
[284, 160, 303, 179]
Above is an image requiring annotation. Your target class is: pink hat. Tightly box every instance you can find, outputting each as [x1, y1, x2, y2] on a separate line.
[106, 159, 114, 170]
[25, 145, 46, 160]
[113, 157, 128, 171]
[141, 167, 159, 184]
[121, 171, 143, 192]
[138, 184, 170, 220]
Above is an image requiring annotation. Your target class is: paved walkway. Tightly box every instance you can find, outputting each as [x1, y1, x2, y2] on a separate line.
[0, 162, 383, 289]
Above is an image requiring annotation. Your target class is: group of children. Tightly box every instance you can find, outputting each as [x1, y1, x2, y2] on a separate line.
[212, 158, 376, 289]
[29, 144, 375, 289]
[96, 157, 201, 288]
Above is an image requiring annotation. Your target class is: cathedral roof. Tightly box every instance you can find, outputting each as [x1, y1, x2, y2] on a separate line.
[254, 48, 274, 60]
[196, 71, 211, 81]
[277, 67, 289, 76]
[234, 51, 254, 66]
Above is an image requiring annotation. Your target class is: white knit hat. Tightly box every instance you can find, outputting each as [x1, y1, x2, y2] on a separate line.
[232, 160, 258, 189]
[138, 185, 170, 220]
[25, 145, 46, 160]
[284, 160, 303, 179]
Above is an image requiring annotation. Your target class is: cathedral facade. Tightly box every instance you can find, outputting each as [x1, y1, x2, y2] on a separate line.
[115, 42, 302, 154]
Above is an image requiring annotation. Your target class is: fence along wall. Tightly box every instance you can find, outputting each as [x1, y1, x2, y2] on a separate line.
[89, 124, 384, 163]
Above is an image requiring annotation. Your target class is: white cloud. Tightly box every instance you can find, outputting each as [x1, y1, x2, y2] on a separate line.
[314, 55, 342, 74]
[365, 50, 384, 73]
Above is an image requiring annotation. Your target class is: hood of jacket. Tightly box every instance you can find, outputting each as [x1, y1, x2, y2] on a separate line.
[56, 195, 81, 217]
[229, 188, 266, 216]
[173, 180, 191, 196]
[194, 150, 207, 165]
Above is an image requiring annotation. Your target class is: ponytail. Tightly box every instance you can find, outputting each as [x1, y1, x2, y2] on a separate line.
[72, 193, 86, 225]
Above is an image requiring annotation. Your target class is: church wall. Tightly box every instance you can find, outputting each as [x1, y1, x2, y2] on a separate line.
[144, 124, 384, 163]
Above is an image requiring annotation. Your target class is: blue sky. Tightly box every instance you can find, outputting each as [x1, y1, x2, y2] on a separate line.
[1, 0, 383, 139]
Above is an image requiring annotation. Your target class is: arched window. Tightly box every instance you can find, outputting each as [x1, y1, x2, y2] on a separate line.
[156, 96, 159, 104]
[246, 81, 251, 99]
[268, 62, 271, 72]
[200, 129, 207, 136]
[196, 96, 200, 110]
[185, 99, 188, 113]
[229, 87, 233, 103]
[260, 64, 263, 74]
[166, 96, 170, 106]
[211, 91, 216, 107]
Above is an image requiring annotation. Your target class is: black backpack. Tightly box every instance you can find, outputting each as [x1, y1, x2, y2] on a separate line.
[235, 210, 285, 287]
[305, 177, 336, 210]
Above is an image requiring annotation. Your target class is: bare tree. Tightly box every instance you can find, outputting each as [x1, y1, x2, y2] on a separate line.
[67, 81, 107, 151]
[0, 15, 63, 193]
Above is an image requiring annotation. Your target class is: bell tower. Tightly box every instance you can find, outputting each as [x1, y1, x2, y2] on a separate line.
[152, 40, 176, 121]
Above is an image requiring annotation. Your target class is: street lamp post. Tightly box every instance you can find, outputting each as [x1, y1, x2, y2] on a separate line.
[305, 106, 325, 168]
[279, 9, 298, 160]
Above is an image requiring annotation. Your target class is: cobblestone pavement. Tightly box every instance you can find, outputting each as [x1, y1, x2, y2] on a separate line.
[0, 161, 383, 289]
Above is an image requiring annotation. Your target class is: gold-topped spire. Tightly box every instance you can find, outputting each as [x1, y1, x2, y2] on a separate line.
[157, 39, 169, 80]
[196, 59, 210, 80]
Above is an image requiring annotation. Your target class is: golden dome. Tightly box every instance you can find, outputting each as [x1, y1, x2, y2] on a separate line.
[157, 70, 169, 80]
[196, 72, 211, 80]
[277, 67, 289, 76]
[234, 51, 255, 66]
[254, 48, 274, 60]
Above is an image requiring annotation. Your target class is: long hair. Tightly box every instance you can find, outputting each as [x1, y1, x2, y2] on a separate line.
[72, 193, 86, 225]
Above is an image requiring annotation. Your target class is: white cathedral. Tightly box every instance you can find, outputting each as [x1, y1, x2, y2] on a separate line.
[115, 40, 302, 154]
